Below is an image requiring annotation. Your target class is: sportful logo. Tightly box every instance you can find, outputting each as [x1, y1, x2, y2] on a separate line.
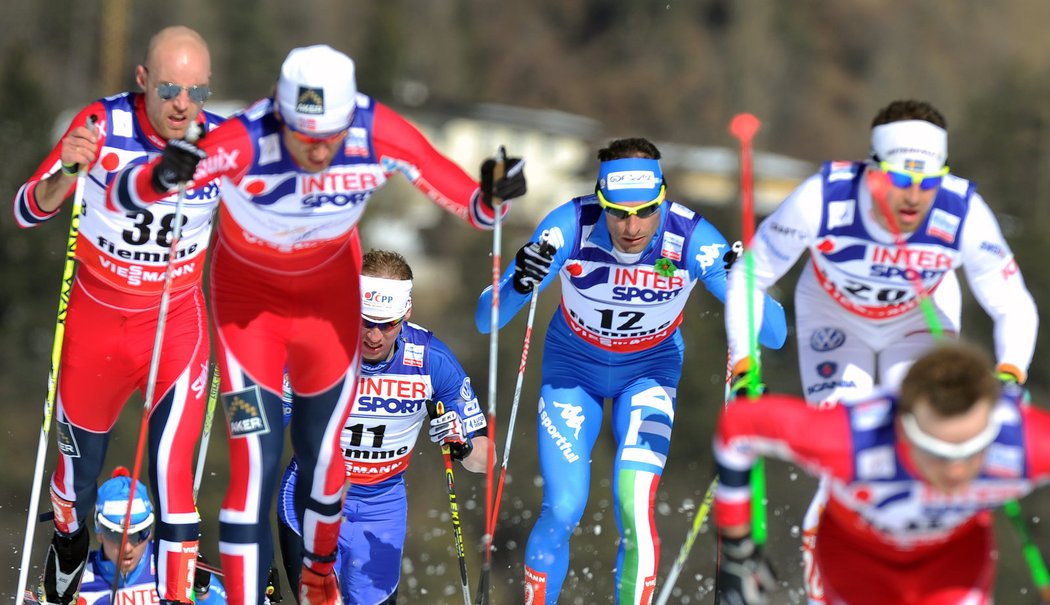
[296, 86, 325, 114]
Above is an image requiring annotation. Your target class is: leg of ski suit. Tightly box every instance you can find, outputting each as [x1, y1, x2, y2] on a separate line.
[211, 237, 361, 605]
[49, 276, 208, 603]
[524, 320, 680, 605]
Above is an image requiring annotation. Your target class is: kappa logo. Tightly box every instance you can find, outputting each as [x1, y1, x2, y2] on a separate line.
[552, 400, 585, 439]
[223, 386, 271, 438]
[296, 86, 325, 114]
[695, 242, 726, 271]
[810, 327, 846, 352]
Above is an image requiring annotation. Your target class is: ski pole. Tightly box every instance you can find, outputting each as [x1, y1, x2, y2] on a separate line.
[729, 112, 769, 545]
[16, 115, 97, 605]
[481, 231, 552, 599]
[427, 400, 473, 605]
[478, 145, 509, 605]
[111, 122, 201, 602]
[869, 171, 1050, 599]
[193, 364, 221, 500]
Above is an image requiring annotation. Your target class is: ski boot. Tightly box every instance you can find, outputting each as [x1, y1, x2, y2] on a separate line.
[41, 529, 89, 605]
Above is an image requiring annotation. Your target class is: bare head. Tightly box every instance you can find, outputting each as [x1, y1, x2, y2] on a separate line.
[135, 26, 212, 140]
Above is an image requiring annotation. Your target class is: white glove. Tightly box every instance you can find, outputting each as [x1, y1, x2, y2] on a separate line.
[428, 409, 468, 445]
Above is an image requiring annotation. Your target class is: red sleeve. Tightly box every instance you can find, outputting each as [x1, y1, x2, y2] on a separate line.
[371, 102, 495, 229]
[713, 394, 853, 529]
[14, 102, 107, 228]
[111, 118, 254, 212]
[1022, 405, 1050, 479]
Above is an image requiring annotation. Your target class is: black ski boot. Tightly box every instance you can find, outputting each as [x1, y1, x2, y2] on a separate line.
[42, 529, 89, 605]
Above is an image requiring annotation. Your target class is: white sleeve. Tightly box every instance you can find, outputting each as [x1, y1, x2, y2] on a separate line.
[726, 174, 823, 366]
[959, 193, 1038, 380]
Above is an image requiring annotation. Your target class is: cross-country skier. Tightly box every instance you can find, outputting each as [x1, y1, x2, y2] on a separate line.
[14, 26, 223, 605]
[723, 99, 1039, 603]
[713, 341, 1050, 604]
[108, 44, 525, 605]
[71, 468, 226, 605]
[476, 137, 787, 605]
[275, 249, 489, 605]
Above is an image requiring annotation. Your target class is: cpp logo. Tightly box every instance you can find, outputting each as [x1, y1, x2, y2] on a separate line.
[810, 327, 846, 352]
[817, 361, 837, 378]
[363, 290, 394, 305]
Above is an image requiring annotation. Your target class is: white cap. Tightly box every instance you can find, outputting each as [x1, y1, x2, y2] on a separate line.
[275, 44, 357, 136]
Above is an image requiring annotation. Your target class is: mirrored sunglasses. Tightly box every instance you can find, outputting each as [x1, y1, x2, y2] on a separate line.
[99, 526, 152, 546]
[596, 186, 666, 220]
[362, 316, 405, 332]
[288, 128, 347, 146]
[879, 161, 949, 191]
[156, 82, 211, 104]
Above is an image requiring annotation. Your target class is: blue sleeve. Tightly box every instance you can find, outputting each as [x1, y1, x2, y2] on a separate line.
[427, 337, 486, 436]
[196, 579, 227, 605]
[687, 219, 787, 349]
[475, 201, 578, 333]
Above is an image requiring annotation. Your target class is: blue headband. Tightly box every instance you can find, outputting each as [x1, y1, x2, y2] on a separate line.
[597, 158, 664, 203]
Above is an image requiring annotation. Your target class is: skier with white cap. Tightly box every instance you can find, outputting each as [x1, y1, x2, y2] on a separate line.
[69, 467, 226, 605]
[109, 44, 526, 605]
[721, 99, 1039, 604]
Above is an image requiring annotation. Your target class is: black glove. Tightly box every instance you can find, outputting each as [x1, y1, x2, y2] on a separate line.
[513, 240, 554, 294]
[194, 552, 212, 595]
[265, 565, 283, 603]
[716, 535, 777, 605]
[480, 155, 527, 209]
[151, 138, 207, 194]
[724, 240, 744, 272]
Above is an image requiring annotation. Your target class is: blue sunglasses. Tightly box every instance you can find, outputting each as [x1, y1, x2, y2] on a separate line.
[880, 161, 949, 191]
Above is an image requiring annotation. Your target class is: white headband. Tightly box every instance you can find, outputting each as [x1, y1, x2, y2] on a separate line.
[360, 275, 412, 322]
[900, 412, 999, 460]
[871, 120, 948, 174]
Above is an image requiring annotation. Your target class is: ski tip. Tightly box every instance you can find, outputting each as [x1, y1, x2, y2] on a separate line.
[729, 113, 762, 141]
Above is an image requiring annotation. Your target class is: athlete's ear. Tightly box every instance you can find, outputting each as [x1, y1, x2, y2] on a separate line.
[404, 305, 412, 321]
[135, 65, 148, 92]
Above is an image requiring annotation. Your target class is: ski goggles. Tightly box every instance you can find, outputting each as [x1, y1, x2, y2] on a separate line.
[900, 412, 999, 461]
[98, 525, 152, 546]
[287, 128, 348, 146]
[362, 315, 405, 332]
[879, 161, 949, 191]
[155, 82, 212, 105]
[597, 186, 666, 219]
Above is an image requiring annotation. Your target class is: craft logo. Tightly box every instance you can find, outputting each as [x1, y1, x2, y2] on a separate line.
[223, 386, 270, 438]
[296, 86, 325, 114]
